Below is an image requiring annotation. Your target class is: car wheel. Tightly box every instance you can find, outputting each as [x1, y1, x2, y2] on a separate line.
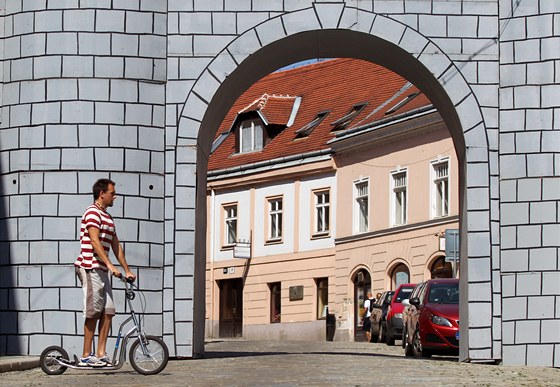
[385, 327, 395, 346]
[411, 328, 423, 357]
[421, 348, 433, 358]
[404, 328, 413, 357]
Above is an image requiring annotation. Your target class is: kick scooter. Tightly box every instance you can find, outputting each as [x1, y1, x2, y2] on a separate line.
[39, 276, 169, 375]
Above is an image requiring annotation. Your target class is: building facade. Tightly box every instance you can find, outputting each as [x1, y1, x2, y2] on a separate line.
[205, 58, 459, 342]
[0, 1, 558, 367]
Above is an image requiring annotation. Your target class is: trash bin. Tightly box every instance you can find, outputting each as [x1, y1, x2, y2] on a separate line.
[326, 309, 336, 341]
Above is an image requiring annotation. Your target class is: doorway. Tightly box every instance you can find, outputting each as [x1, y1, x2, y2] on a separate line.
[219, 278, 243, 338]
[353, 269, 371, 342]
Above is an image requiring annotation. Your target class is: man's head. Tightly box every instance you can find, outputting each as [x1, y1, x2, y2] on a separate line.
[93, 178, 116, 208]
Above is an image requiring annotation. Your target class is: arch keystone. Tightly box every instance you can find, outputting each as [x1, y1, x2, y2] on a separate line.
[313, 2, 345, 29]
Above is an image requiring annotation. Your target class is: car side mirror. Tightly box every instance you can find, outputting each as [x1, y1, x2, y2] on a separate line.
[409, 297, 420, 306]
[401, 299, 410, 307]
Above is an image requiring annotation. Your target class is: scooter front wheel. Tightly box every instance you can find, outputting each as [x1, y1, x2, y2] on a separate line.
[40, 345, 69, 375]
[129, 335, 169, 375]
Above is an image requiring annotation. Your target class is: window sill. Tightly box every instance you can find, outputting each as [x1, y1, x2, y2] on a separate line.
[311, 233, 330, 240]
[221, 245, 235, 251]
[265, 239, 283, 245]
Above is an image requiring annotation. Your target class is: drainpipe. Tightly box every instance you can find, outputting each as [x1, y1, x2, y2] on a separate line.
[209, 188, 216, 338]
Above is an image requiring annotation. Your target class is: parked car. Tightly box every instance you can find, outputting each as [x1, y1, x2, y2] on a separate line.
[369, 291, 394, 342]
[403, 278, 459, 357]
[384, 284, 415, 345]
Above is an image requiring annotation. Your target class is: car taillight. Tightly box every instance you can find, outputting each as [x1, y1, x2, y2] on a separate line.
[430, 314, 452, 327]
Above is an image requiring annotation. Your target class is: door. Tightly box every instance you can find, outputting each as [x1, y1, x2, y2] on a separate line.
[353, 269, 371, 342]
[219, 278, 243, 338]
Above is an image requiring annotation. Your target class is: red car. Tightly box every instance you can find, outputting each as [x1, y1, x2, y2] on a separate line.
[403, 278, 459, 357]
[383, 283, 415, 345]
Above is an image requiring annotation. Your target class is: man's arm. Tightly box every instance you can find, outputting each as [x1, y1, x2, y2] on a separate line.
[89, 226, 120, 277]
[110, 234, 136, 281]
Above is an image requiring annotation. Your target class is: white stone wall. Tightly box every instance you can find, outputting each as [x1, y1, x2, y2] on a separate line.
[0, 0, 558, 366]
[498, 0, 560, 367]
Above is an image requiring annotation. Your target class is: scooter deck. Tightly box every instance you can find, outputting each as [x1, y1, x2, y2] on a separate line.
[53, 355, 122, 371]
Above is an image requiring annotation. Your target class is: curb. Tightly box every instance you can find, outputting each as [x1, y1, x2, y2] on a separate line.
[0, 357, 40, 373]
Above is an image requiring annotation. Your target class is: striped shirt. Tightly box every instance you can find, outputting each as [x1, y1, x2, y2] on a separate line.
[74, 204, 116, 270]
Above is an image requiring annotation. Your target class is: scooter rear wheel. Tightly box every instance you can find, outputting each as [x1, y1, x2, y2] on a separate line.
[129, 335, 169, 375]
[40, 345, 69, 375]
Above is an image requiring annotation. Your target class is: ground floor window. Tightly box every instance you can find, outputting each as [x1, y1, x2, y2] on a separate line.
[430, 256, 453, 278]
[391, 263, 410, 289]
[316, 278, 328, 319]
[270, 282, 281, 323]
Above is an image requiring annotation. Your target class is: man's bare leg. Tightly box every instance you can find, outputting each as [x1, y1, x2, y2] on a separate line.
[97, 312, 113, 358]
[83, 318, 97, 358]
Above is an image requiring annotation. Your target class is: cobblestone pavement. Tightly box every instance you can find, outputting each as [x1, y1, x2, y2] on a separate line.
[2, 340, 559, 386]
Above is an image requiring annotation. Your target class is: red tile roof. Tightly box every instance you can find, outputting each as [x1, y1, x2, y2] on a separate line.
[208, 58, 432, 172]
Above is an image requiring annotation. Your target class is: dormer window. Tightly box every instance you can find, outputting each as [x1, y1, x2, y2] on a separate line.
[239, 118, 264, 153]
[295, 111, 330, 138]
[331, 102, 367, 131]
[385, 92, 419, 115]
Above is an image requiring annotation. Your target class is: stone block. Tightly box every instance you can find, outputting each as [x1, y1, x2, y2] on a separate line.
[61, 148, 95, 170]
[30, 195, 58, 216]
[517, 178, 541, 201]
[94, 102, 125, 124]
[21, 33, 46, 57]
[541, 37, 560, 61]
[19, 216, 43, 240]
[63, 56, 94, 77]
[78, 32, 111, 55]
[47, 32, 78, 55]
[530, 201, 557, 224]
[110, 79, 138, 102]
[174, 275, 194, 299]
[175, 230, 195, 256]
[174, 299, 194, 321]
[541, 271, 560, 296]
[46, 78, 77, 101]
[10, 195, 30, 217]
[528, 248, 557, 271]
[124, 195, 149, 220]
[139, 82, 164, 105]
[94, 148, 124, 171]
[9, 288, 30, 310]
[46, 124, 78, 147]
[502, 296, 527, 321]
[43, 217, 75, 240]
[516, 131, 541, 153]
[527, 344, 554, 367]
[516, 225, 542, 249]
[18, 172, 43, 194]
[514, 39, 541, 64]
[541, 320, 560, 343]
[63, 9, 94, 31]
[124, 57, 153, 80]
[180, 12, 211, 34]
[502, 321, 514, 344]
[32, 102, 61, 125]
[139, 127, 164, 151]
[542, 131, 560, 153]
[11, 58, 33, 82]
[61, 101, 94, 124]
[500, 202, 528, 225]
[44, 311, 75, 334]
[192, 71, 221, 106]
[35, 10, 62, 32]
[468, 302, 492, 328]
[125, 103, 152, 126]
[18, 265, 42, 288]
[94, 56, 124, 78]
[542, 224, 560, 247]
[96, 9, 125, 32]
[33, 56, 62, 79]
[140, 174, 164, 197]
[516, 272, 541, 296]
[527, 154, 554, 177]
[528, 296, 555, 319]
[78, 79, 109, 101]
[44, 172, 78, 193]
[500, 154, 527, 179]
[125, 10, 153, 33]
[30, 288, 59, 310]
[18, 311, 43, 334]
[13, 12, 34, 35]
[10, 150, 30, 172]
[501, 248, 529, 272]
[515, 320, 540, 344]
[111, 33, 138, 56]
[281, 8, 321, 36]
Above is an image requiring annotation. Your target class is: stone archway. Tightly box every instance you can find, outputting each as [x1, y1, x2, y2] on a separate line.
[176, 7, 495, 362]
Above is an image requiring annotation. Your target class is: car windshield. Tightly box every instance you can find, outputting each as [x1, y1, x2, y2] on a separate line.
[428, 283, 459, 304]
[395, 287, 413, 302]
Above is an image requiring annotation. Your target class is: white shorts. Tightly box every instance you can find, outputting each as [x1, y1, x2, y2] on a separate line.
[75, 267, 116, 319]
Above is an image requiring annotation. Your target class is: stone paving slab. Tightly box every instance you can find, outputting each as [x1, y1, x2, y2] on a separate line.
[1, 340, 558, 386]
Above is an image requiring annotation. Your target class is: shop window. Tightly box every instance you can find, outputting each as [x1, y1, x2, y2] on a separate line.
[430, 256, 453, 279]
[316, 278, 328, 319]
[391, 263, 410, 289]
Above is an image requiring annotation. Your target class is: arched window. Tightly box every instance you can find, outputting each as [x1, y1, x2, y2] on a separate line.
[430, 256, 453, 279]
[391, 263, 410, 289]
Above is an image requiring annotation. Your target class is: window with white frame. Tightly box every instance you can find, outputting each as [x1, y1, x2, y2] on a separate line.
[314, 190, 330, 236]
[239, 118, 264, 153]
[432, 160, 449, 218]
[268, 197, 283, 241]
[391, 170, 407, 226]
[354, 179, 369, 233]
[224, 204, 237, 246]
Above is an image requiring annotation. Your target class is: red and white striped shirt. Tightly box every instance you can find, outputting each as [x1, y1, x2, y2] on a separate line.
[74, 204, 116, 270]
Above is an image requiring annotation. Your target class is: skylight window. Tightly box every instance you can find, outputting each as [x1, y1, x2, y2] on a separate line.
[295, 111, 330, 138]
[331, 103, 367, 131]
[385, 92, 419, 115]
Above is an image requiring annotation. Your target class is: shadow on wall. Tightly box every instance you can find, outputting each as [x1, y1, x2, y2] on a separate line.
[0, 172, 21, 355]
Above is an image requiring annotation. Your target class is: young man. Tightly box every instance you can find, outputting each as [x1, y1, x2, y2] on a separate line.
[363, 291, 374, 342]
[74, 178, 136, 366]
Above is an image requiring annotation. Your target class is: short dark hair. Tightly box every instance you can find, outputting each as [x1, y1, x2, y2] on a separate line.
[92, 178, 115, 200]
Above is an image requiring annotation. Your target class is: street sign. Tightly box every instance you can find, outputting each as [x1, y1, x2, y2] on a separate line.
[445, 229, 459, 262]
[234, 241, 251, 259]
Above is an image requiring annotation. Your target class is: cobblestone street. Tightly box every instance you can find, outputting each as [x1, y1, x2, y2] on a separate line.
[1, 340, 558, 386]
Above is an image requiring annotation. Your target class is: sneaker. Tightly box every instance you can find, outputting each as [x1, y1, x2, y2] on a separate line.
[78, 355, 106, 367]
[98, 355, 111, 365]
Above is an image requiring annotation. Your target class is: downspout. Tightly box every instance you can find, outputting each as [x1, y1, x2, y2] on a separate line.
[209, 188, 216, 338]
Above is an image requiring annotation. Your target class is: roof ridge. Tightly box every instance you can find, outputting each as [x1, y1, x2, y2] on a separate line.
[238, 93, 297, 113]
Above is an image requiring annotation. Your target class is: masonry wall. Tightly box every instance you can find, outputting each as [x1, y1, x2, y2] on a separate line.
[0, 0, 558, 366]
[498, 1, 560, 366]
